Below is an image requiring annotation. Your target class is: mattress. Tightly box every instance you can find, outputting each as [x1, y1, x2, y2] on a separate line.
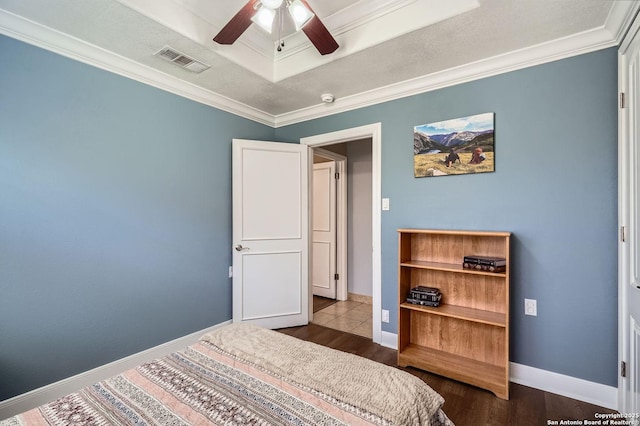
[1, 323, 453, 425]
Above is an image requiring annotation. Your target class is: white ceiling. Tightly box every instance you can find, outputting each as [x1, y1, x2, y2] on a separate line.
[0, 0, 637, 127]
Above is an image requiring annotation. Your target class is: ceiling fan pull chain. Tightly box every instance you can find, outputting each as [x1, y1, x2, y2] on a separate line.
[277, 4, 285, 52]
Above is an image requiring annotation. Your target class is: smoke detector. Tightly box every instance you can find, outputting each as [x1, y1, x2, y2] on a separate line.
[321, 93, 335, 103]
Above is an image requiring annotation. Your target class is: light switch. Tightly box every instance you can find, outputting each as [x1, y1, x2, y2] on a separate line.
[382, 198, 390, 211]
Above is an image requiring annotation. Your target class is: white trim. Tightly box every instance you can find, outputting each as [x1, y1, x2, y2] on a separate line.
[618, 40, 631, 415]
[618, 9, 640, 413]
[0, 321, 231, 420]
[301, 123, 382, 344]
[0, 321, 617, 420]
[510, 362, 618, 410]
[0, 9, 273, 127]
[376, 331, 617, 409]
[112, 0, 478, 83]
[271, 0, 479, 82]
[631, 318, 640, 414]
[274, 25, 619, 127]
[608, 0, 640, 47]
[380, 331, 398, 349]
[2, 2, 637, 128]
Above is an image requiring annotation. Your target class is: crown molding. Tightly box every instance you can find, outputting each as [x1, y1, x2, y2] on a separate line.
[113, 0, 478, 83]
[2, 1, 634, 129]
[275, 1, 636, 127]
[0, 8, 274, 127]
[605, 0, 640, 44]
[272, 0, 478, 81]
[274, 24, 618, 127]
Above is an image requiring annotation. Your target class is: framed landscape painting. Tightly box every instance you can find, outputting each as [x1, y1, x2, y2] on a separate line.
[414, 112, 495, 177]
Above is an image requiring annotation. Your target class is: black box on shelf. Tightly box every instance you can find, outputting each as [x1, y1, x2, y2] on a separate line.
[406, 297, 441, 307]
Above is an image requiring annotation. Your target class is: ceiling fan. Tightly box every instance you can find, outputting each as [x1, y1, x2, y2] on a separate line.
[213, 0, 339, 55]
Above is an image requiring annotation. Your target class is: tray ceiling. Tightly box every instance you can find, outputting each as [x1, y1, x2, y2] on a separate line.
[0, 0, 637, 126]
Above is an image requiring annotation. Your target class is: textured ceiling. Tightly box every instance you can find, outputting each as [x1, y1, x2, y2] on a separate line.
[0, 0, 633, 121]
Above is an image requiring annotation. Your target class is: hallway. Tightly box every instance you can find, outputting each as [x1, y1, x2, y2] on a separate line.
[312, 297, 372, 338]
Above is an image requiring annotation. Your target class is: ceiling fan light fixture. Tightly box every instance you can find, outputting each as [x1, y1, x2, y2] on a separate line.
[260, 0, 283, 10]
[288, 0, 314, 31]
[251, 6, 276, 33]
[213, 0, 338, 55]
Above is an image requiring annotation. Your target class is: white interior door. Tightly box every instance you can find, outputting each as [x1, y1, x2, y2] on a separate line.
[619, 13, 640, 413]
[232, 139, 309, 329]
[312, 161, 337, 299]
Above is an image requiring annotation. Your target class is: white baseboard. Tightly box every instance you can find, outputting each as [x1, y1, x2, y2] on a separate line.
[380, 330, 399, 349]
[0, 320, 231, 420]
[378, 332, 617, 410]
[510, 362, 617, 410]
[1, 324, 618, 420]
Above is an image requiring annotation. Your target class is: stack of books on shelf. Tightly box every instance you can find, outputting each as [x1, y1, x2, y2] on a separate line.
[462, 255, 506, 272]
[406, 286, 441, 307]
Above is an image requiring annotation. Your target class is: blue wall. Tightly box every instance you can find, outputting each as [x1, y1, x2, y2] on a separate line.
[276, 48, 619, 387]
[0, 31, 618, 400]
[0, 35, 275, 400]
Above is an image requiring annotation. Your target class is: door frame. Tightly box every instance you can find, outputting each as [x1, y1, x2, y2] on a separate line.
[618, 8, 640, 412]
[301, 123, 382, 344]
[313, 148, 348, 301]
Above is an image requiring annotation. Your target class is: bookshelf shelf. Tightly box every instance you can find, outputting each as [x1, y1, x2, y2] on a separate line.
[397, 229, 511, 399]
[399, 302, 506, 327]
[399, 260, 507, 277]
[398, 344, 508, 398]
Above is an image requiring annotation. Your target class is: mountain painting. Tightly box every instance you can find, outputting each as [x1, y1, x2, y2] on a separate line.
[414, 112, 495, 178]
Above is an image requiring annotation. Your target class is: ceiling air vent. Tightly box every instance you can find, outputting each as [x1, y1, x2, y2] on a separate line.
[154, 46, 210, 74]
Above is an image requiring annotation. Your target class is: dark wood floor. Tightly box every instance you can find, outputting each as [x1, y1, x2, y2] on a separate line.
[278, 323, 616, 426]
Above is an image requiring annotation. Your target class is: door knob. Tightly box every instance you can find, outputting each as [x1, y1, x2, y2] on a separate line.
[235, 244, 249, 251]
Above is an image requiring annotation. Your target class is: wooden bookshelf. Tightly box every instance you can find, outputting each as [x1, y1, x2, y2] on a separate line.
[397, 229, 511, 399]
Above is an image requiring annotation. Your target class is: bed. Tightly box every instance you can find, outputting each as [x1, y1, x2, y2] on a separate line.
[0, 323, 452, 425]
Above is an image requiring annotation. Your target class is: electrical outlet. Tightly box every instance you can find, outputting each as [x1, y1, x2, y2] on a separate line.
[382, 309, 390, 323]
[524, 298, 537, 316]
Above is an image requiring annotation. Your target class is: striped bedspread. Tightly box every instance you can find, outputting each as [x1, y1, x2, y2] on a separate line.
[1, 324, 453, 425]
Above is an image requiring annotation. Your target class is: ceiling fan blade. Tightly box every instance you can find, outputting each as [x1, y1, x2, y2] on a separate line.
[213, 0, 260, 45]
[299, 0, 339, 55]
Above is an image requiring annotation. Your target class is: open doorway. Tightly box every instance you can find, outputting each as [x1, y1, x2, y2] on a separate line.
[310, 138, 373, 339]
[302, 123, 382, 344]
[311, 148, 346, 302]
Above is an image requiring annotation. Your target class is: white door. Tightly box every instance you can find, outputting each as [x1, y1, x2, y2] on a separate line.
[619, 13, 640, 413]
[312, 161, 337, 299]
[232, 139, 309, 329]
